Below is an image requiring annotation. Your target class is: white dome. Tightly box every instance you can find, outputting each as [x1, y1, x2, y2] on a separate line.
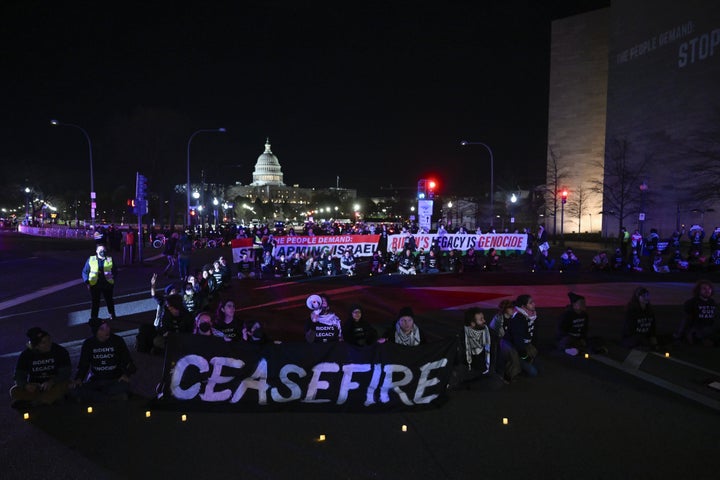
[250, 138, 285, 186]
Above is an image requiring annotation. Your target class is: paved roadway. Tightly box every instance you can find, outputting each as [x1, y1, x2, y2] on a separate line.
[1, 232, 719, 479]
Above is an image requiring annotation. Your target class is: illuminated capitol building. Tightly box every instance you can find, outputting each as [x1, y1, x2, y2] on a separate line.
[224, 139, 356, 220]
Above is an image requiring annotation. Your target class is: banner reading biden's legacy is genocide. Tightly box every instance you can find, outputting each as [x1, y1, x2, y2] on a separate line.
[156, 334, 457, 412]
[387, 233, 528, 253]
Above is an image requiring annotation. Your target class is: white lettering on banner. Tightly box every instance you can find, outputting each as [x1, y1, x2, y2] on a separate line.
[268, 235, 380, 259]
[387, 234, 527, 252]
[171, 354, 209, 400]
[169, 355, 447, 406]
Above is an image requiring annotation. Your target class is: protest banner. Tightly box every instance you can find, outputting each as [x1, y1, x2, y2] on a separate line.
[387, 233, 528, 253]
[155, 333, 457, 412]
[272, 235, 380, 259]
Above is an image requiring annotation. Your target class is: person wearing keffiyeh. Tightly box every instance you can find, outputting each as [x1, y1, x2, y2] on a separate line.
[461, 308, 492, 374]
[381, 307, 424, 346]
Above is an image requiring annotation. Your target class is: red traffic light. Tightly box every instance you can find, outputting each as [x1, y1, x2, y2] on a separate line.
[561, 190, 568, 198]
[428, 180, 437, 191]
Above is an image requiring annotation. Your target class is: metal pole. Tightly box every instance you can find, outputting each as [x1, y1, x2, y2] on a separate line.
[50, 120, 95, 227]
[460, 141, 494, 228]
[186, 128, 226, 229]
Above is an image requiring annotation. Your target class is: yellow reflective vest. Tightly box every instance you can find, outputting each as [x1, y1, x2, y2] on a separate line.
[87, 256, 114, 285]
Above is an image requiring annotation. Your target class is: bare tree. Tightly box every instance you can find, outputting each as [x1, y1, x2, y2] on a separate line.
[544, 146, 570, 239]
[589, 138, 649, 235]
[565, 184, 596, 232]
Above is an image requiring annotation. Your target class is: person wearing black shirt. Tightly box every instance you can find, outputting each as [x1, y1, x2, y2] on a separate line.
[11, 327, 71, 408]
[343, 304, 378, 346]
[71, 318, 136, 402]
[622, 287, 658, 349]
[675, 280, 719, 346]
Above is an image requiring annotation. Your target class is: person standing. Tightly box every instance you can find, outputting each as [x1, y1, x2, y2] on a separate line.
[10, 327, 71, 408]
[342, 304, 378, 346]
[124, 226, 136, 264]
[82, 244, 118, 320]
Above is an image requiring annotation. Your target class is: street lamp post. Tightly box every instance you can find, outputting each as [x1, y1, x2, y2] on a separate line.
[460, 140, 494, 229]
[639, 180, 648, 235]
[50, 119, 95, 227]
[187, 128, 226, 228]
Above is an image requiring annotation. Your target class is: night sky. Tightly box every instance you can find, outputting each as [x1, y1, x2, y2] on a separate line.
[1, 0, 609, 206]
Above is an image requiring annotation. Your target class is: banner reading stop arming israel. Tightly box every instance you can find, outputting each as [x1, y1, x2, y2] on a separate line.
[387, 233, 528, 253]
[272, 235, 380, 259]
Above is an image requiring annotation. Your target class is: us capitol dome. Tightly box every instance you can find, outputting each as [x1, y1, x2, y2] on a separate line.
[250, 138, 285, 186]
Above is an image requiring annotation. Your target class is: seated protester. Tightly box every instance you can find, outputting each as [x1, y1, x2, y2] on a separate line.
[560, 247, 580, 271]
[592, 251, 610, 272]
[304, 294, 343, 343]
[288, 252, 305, 277]
[153, 294, 194, 352]
[446, 249, 462, 274]
[305, 255, 321, 277]
[645, 228, 660, 257]
[622, 287, 658, 350]
[630, 249, 643, 272]
[260, 250, 274, 277]
[424, 249, 441, 274]
[652, 250, 670, 273]
[536, 249, 556, 271]
[340, 250, 357, 276]
[457, 307, 496, 382]
[416, 248, 428, 272]
[506, 295, 539, 377]
[489, 300, 522, 382]
[397, 248, 417, 275]
[379, 307, 424, 346]
[370, 250, 385, 274]
[237, 253, 255, 279]
[385, 249, 400, 274]
[343, 304, 378, 346]
[71, 318, 136, 402]
[611, 248, 626, 271]
[194, 311, 226, 339]
[556, 292, 590, 356]
[484, 248, 500, 271]
[243, 319, 275, 344]
[10, 327, 71, 409]
[687, 248, 707, 271]
[217, 256, 232, 286]
[669, 249, 689, 271]
[321, 252, 338, 276]
[214, 299, 242, 341]
[274, 254, 290, 278]
[709, 249, 720, 272]
[675, 280, 719, 346]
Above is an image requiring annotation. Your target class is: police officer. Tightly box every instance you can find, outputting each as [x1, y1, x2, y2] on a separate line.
[82, 244, 118, 320]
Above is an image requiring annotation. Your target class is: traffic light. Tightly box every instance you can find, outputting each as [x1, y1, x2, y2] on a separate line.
[126, 199, 135, 214]
[136, 172, 148, 201]
[417, 179, 427, 199]
[561, 189, 568, 204]
[427, 179, 437, 199]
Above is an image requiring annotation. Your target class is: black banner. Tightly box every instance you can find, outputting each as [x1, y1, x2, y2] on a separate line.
[155, 334, 458, 412]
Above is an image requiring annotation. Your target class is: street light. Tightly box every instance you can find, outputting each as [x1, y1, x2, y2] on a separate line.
[639, 180, 648, 235]
[187, 128, 226, 228]
[460, 140, 494, 228]
[50, 119, 95, 227]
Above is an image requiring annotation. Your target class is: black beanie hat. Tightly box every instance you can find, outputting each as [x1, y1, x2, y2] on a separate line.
[26, 327, 49, 346]
[88, 317, 108, 335]
[568, 292, 585, 304]
[398, 306, 414, 318]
